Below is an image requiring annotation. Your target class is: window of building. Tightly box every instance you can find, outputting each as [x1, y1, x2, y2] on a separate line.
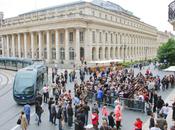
[60, 33, 63, 44]
[60, 47, 65, 60]
[69, 32, 73, 42]
[69, 47, 74, 60]
[80, 11, 83, 15]
[99, 13, 101, 18]
[80, 32, 84, 42]
[116, 34, 118, 44]
[105, 14, 107, 19]
[92, 11, 95, 16]
[52, 48, 56, 59]
[111, 33, 113, 43]
[105, 33, 108, 42]
[99, 32, 102, 43]
[92, 31, 95, 43]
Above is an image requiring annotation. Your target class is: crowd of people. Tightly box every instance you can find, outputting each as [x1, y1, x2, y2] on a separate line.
[18, 62, 175, 130]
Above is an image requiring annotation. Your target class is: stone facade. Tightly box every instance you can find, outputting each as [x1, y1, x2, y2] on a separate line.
[0, 0, 172, 65]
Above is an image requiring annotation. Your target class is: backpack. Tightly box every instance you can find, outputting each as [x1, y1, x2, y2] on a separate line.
[56, 108, 62, 119]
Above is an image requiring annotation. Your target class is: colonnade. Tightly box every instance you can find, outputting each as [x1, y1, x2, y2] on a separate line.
[1, 28, 81, 63]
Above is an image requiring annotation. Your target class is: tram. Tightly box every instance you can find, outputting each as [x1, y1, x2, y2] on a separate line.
[13, 64, 48, 104]
[0, 57, 33, 71]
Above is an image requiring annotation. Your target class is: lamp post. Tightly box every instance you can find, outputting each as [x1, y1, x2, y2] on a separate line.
[124, 44, 127, 63]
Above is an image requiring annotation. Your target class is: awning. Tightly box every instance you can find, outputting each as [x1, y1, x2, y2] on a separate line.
[163, 66, 175, 72]
[89, 59, 123, 64]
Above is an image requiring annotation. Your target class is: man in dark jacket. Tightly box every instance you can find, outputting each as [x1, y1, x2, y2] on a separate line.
[67, 103, 73, 127]
[48, 98, 54, 122]
[83, 101, 90, 125]
[156, 96, 164, 117]
[51, 102, 57, 125]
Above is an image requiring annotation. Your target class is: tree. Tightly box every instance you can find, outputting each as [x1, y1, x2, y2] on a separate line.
[157, 38, 175, 65]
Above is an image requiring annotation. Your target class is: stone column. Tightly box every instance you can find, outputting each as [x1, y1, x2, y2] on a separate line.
[65, 28, 69, 63]
[75, 28, 80, 63]
[6, 35, 10, 57]
[117, 34, 120, 59]
[38, 31, 42, 59]
[55, 30, 59, 63]
[31, 32, 35, 59]
[11, 34, 15, 57]
[96, 30, 99, 60]
[84, 29, 91, 62]
[46, 31, 51, 62]
[17, 33, 21, 58]
[1, 36, 4, 56]
[24, 33, 27, 58]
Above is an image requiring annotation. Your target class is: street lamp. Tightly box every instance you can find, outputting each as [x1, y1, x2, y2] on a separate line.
[124, 44, 127, 62]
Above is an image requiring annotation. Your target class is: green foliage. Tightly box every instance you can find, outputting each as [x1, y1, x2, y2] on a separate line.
[157, 38, 175, 65]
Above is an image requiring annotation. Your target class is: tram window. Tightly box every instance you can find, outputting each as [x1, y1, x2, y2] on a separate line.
[0, 60, 5, 68]
[36, 75, 44, 90]
[12, 61, 17, 67]
[17, 62, 23, 69]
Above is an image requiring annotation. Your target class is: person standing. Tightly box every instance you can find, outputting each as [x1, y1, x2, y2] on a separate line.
[149, 113, 155, 129]
[97, 88, 103, 108]
[43, 84, 49, 103]
[50, 102, 57, 125]
[91, 110, 99, 130]
[115, 104, 122, 130]
[35, 102, 43, 126]
[67, 103, 73, 127]
[23, 103, 31, 124]
[35, 92, 43, 105]
[48, 97, 54, 122]
[172, 101, 175, 121]
[156, 114, 167, 130]
[57, 105, 63, 130]
[84, 101, 90, 125]
[108, 112, 115, 128]
[20, 111, 28, 130]
[102, 105, 108, 119]
[134, 118, 142, 130]
[160, 103, 169, 119]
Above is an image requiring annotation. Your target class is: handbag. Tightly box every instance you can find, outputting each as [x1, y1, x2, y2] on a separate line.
[17, 118, 21, 125]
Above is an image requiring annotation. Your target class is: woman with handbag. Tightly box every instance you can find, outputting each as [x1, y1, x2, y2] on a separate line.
[20, 111, 28, 130]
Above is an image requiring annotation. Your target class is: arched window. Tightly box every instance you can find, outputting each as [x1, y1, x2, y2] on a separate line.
[99, 47, 102, 60]
[60, 48, 65, 60]
[69, 47, 74, 60]
[52, 48, 56, 59]
[92, 47, 96, 61]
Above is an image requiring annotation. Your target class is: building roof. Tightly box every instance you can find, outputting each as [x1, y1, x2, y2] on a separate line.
[19, 0, 133, 16]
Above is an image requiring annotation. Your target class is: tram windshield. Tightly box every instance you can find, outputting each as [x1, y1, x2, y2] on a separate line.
[14, 73, 35, 95]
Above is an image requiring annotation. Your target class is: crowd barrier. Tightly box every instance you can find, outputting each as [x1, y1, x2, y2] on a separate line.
[86, 91, 145, 112]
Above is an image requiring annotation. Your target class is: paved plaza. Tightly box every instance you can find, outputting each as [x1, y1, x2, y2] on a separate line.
[0, 63, 175, 130]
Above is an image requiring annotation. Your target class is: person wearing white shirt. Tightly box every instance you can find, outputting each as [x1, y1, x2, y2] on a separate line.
[160, 103, 169, 119]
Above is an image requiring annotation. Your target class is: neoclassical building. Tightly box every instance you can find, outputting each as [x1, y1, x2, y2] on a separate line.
[0, 0, 172, 65]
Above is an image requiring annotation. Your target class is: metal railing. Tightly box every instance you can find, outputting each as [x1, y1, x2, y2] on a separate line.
[86, 91, 145, 112]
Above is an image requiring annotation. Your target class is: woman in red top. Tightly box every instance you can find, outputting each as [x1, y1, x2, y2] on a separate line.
[91, 110, 99, 130]
[134, 118, 143, 130]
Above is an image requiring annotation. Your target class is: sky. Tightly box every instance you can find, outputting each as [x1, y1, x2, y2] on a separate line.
[0, 0, 174, 33]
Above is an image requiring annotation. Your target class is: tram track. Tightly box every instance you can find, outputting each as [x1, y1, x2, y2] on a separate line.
[0, 70, 15, 97]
